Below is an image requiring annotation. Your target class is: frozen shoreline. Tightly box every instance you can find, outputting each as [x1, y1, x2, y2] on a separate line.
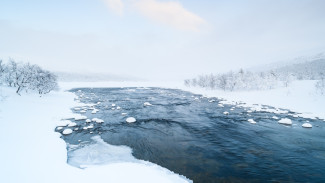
[0, 86, 191, 183]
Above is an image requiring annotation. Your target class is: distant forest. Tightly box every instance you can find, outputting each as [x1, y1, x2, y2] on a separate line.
[184, 58, 325, 93]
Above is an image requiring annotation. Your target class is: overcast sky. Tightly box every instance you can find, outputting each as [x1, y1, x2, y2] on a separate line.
[1, 0, 325, 81]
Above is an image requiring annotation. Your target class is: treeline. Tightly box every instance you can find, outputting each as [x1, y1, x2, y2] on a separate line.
[0, 59, 58, 95]
[184, 69, 282, 91]
[184, 68, 325, 93]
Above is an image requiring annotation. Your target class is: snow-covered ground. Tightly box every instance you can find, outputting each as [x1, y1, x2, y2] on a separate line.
[0, 86, 191, 183]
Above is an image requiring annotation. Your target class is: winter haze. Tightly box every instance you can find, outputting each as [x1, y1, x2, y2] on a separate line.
[1, 0, 325, 81]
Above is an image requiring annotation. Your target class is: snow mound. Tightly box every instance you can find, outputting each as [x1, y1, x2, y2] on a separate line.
[144, 102, 152, 106]
[278, 118, 292, 125]
[126, 117, 136, 123]
[302, 123, 312, 128]
[62, 129, 73, 135]
[248, 119, 256, 124]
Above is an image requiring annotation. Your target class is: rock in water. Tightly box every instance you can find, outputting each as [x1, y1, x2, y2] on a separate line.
[126, 117, 136, 123]
[278, 118, 292, 125]
[248, 119, 256, 124]
[143, 102, 152, 106]
[302, 123, 312, 128]
[62, 129, 73, 135]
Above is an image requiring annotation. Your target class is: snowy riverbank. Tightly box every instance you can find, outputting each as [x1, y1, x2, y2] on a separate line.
[0, 86, 191, 183]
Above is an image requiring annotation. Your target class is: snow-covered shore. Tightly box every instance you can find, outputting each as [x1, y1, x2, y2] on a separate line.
[0, 86, 191, 183]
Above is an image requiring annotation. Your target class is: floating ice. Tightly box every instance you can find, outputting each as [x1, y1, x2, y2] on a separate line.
[86, 119, 91, 123]
[62, 129, 73, 135]
[302, 123, 312, 128]
[97, 102, 101, 104]
[144, 102, 152, 106]
[121, 113, 127, 116]
[208, 100, 215, 103]
[223, 111, 229, 115]
[278, 118, 292, 125]
[80, 110, 86, 113]
[57, 127, 63, 130]
[116, 106, 121, 110]
[248, 119, 256, 124]
[126, 117, 136, 123]
[74, 108, 80, 111]
[218, 104, 224, 107]
[112, 104, 116, 107]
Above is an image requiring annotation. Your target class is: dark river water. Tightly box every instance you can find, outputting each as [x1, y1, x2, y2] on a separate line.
[57, 87, 325, 183]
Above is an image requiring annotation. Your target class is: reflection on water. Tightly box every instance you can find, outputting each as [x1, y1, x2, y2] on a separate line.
[57, 87, 325, 183]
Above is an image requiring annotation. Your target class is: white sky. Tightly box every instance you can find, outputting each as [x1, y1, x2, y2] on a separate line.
[1, 0, 325, 81]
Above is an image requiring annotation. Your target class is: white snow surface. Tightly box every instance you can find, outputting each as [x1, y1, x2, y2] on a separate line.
[0, 86, 191, 183]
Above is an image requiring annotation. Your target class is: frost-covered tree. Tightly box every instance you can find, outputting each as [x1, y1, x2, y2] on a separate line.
[315, 75, 325, 95]
[0, 59, 58, 95]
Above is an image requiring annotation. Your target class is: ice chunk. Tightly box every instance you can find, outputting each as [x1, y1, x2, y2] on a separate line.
[74, 116, 87, 120]
[302, 123, 312, 128]
[143, 102, 152, 106]
[218, 104, 224, 107]
[92, 118, 104, 123]
[116, 106, 121, 110]
[62, 129, 73, 135]
[278, 118, 292, 125]
[57, 127, 63, 130]
[272, 116, 279, 120]
[67, 136, 136, 168]
[248, 119, 256, 124]
[86, 119, 91, 123]
[121, 113, 127, 116]
[223, 111, 229, 115]
[80, 110, 86, 113]
[91, 109, 99, 114]
[208, 100, 215, 103]
[126, 117, 136, 123]
[68, 122, 77, 127]
[112, 104, 116, 107]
